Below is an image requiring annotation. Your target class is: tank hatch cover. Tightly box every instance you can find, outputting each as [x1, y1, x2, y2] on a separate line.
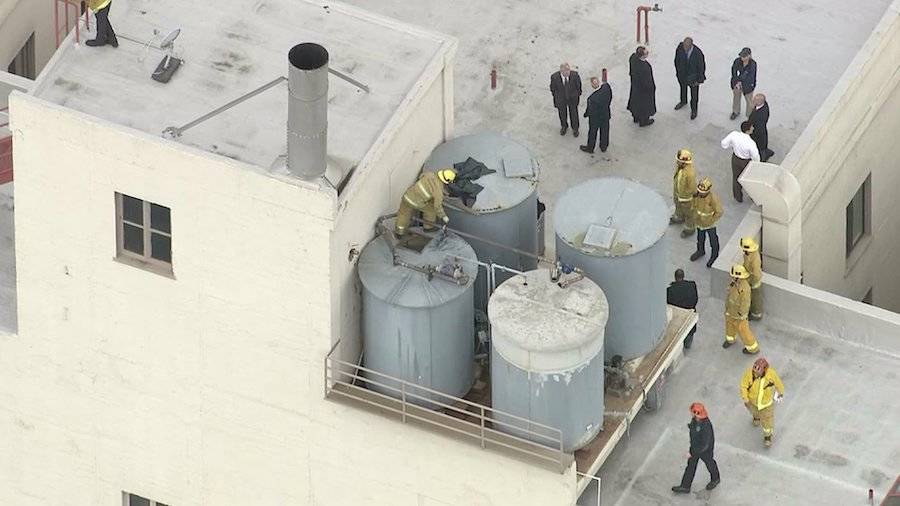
[583, 224, 617, 250]
[502, 154, 534, 178]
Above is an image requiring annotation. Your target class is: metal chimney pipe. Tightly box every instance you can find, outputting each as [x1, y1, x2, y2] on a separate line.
[287, 43, 329, 180]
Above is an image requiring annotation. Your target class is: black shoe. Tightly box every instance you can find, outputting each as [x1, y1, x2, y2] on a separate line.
[735, 195, 743, 203]
[672, 486, 691, 494]
[600, 147, 607, 153]
[706, 257, 716, 268]
[675, 102, 687, 110]
[742, 347, 759, 355]
[706, 479, 720, 491]
[560, 127, 567, 136]
[681, 229, 695, 238]
[639, 119, 655, 127]
[85, 38, 107, 47]
[730, 112, 738, 120]
[579, 145, 593, 153]
[109, 37, 119, 48]
[691, 110, 698, 120]
[689, 250, 705, 261]
[722, 340, 734, 349]
[573, 129, 579, 137]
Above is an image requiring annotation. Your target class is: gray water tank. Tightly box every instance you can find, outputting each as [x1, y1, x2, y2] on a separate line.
[358, 233, 478, 405]
[489, 269, 609, 452]
[423, 132, 540, 312]
[554, 177, 669, 361]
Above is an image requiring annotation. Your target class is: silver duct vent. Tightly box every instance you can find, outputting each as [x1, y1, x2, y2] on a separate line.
[287, 43, 329, 180]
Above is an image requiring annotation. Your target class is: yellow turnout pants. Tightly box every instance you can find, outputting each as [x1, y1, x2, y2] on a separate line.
[746, 404, 775, 437]
[750, 285, 764, 319]
[673, 200, 694, 230]
[725, 317, 758, 353]
[396, 200, 438, 235]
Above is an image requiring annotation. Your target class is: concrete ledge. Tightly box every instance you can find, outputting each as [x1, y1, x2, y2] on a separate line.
[714, 211, 900, 357]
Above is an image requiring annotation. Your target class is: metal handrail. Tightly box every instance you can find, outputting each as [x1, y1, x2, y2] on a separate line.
[324, 339, 570, 472]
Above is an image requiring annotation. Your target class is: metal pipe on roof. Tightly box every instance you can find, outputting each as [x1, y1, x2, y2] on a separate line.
[287, 43, 329, 180]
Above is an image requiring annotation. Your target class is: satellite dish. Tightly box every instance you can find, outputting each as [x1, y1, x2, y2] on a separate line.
[160, 29, 180, 50]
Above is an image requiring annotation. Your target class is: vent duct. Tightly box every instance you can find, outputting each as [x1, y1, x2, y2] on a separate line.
[287, 43, 329, 180]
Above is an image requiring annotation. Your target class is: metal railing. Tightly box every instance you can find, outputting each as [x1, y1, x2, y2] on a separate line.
[324, 340, 571, 472]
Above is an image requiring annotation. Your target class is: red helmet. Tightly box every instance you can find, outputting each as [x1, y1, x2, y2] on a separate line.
[753, 357, 769, 374]
[690, 402, 708, 419]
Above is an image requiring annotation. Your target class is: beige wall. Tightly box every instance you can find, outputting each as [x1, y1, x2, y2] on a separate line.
[781, 1, 900, 311]
[1, 83, 574, 505]
[0, 0, 56, 77]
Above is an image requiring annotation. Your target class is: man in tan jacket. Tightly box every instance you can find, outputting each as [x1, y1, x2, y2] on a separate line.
[689, 177, 723, 268]
[670, 149, 697, 238]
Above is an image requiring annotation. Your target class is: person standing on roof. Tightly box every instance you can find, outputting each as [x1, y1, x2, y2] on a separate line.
[672, 402, 720, 494]
[721, 121, 760, 203]
[580, 74, 612, 154]
[395, 169, 455, 236]
[673, 37, 706, 120]
[670, 149, 697, 238]
[740, 357, 785, 447]
[667, 269, 699, 349]
[724, 264, 759, 354]
[629, 47, 657, 127]
[730, 47, 757, 120]
[550, 63, 582, 137]
[741, 237, 764, 320]
[85, 0, 119, 48]
[690, 178, 723, 268]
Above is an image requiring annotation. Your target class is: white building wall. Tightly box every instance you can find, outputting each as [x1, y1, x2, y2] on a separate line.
[1, 86, 574, 505]
[0, 0, 56, 77]
[781, 1, 900, 311]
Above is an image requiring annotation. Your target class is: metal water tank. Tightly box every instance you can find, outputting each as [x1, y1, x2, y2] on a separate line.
[423, 132, 540, 312]
[489, 269, 609, 452]
[554, 177, 669, 361]
[358, 233, 478, 405]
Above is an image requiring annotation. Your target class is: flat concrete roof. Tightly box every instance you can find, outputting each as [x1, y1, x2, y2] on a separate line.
[33, 0, 448, 172]
[590, 306, 900, 505]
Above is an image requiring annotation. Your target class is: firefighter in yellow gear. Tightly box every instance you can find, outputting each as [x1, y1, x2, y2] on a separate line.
[85, 0, 118, 48]
[690, 178, 724, 268]
[741, 237, 763, 320]
[740, 357, 784, 447]
[395, 169, 455, 236]
[670, 149, 697, 238]
[724, 264, 759, 354]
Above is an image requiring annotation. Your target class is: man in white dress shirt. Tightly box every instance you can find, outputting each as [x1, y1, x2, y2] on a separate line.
[721, 121, 760, 203]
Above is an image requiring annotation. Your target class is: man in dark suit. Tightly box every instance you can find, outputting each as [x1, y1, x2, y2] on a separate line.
[628, 46, 657, 127]
[580, 74, 612, 154]
[550, 63, 582, 137]
[673, 37, 706, 119]
[748, 93, 773, 161]
[667, 269, 699, 349]
[730, 47, 758, 120]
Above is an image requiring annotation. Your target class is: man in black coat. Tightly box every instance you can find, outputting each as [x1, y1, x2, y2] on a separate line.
[667, 269, 699, 348]
[550, 63, 582, 137]
[731, 47, 758, 120]
[628, 46, 657, 127]
[749, 93, 773, 161]
[580, 74, 612, 154]
[627, 50, 640, 123]
[673, 37, 706, 119]
[673, 403, 721, 494]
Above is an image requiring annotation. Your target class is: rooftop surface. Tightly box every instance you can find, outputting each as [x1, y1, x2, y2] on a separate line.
[0, 184, 14, 334]
[591, 310, 900, 505]
[33, 0, 448, 173]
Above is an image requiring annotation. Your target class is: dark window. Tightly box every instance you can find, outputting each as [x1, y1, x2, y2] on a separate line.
[7, 33, 36, 79]
[116, 193, 173, 275]
[846, 175, 870, 257]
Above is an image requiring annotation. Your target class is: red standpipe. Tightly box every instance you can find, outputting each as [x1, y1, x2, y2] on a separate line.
[490, 68, 497, 90]
[636, 4, 661, 44]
